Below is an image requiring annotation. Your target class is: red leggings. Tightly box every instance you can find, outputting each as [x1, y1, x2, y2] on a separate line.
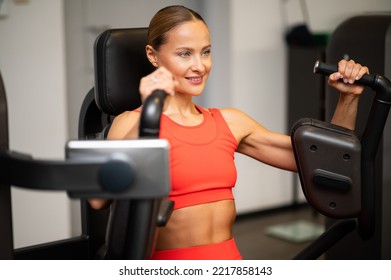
[150, 238, 242, 260]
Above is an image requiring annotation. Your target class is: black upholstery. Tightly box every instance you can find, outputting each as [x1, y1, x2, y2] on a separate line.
[94, 28, 155, 116]
[79, 28, 155, 140]
[79, 28, 172, 259]
[78, 88, 112, 139]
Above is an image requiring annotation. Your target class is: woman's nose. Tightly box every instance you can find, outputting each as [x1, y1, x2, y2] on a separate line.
[191, 56, 205, 72]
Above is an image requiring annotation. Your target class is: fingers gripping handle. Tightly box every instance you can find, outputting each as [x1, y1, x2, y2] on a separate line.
[313, 60, 376, 88]
[313, 60, 391, 104]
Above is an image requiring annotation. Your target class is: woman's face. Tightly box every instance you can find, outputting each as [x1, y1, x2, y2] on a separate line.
[155, 20, 212, 97]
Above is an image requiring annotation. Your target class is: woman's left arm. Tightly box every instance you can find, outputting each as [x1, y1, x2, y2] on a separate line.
[223, 60, 368, 173]
[328, 59, 369, 130]
[222, 108, 297, 172]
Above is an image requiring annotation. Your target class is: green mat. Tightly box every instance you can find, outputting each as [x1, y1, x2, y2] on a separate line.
[265, 220, 324, 243]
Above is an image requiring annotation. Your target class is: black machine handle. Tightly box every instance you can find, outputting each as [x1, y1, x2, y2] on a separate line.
[314, 60, 391, 239]
[313, 60, 376, 88]
[0, 150, 134, 194]
[314, 60, 391, 104]
[0, 90, 168, 197]
[139, 90, 167, 138]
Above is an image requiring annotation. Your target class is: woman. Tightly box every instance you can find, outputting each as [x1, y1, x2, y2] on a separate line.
[89, 5, 369, 260]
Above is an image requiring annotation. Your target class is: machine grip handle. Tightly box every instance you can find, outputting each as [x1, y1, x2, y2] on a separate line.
[139, 90, 167, 138]
[313, 60, 391, 240]
[313, 60, 376, 87]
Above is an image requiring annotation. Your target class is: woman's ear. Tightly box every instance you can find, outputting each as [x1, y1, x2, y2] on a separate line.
[146, 45, 158, 68]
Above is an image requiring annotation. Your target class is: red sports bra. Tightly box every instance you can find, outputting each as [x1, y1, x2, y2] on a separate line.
[159, 105, 238, 209]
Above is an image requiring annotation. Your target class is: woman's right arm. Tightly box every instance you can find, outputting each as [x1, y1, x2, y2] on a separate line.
[88, 66, 175, 210]
[88, 111, 141, 210]
[107, 110, 141, 139]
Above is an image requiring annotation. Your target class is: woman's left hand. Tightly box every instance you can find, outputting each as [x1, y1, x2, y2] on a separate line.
[328, 59, 369, 96]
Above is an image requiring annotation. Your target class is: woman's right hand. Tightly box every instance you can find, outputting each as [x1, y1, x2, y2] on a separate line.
[139, 67, 177, 103]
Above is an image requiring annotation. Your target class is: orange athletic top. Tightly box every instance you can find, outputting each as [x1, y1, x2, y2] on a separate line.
[159, 105, 238, 209]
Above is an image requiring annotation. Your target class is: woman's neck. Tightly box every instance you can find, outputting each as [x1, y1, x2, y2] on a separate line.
[164, 95, 200, 116]
[163, 95, 203, 126]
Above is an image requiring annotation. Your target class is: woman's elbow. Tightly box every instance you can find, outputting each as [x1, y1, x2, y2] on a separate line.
[88, 199, 111, 210]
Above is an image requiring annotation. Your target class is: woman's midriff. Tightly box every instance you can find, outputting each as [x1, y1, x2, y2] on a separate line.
[155, 200, 236, 251]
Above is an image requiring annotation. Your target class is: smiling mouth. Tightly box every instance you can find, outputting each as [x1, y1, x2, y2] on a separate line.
[186, 77, 202, 83]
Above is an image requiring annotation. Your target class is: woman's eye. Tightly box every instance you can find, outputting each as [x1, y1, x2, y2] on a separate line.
[202, 50, 211, 56]
[179, 52, 190, 57]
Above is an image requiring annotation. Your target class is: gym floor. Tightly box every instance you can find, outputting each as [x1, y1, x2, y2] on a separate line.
[233, 204, 325, 260]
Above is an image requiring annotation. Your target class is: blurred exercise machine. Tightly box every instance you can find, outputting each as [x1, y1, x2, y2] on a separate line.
[292, 59, 391, 259]
[291, 15, 391, 259]
[323, 14, 391, 260]
[0, 28, 171, 260]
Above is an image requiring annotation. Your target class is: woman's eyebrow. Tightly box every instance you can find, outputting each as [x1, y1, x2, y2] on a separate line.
[175, 45, 211, 51]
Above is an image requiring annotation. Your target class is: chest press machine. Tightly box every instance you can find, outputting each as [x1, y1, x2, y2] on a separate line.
[292, 15, 391, 259]
[291, 60, 391, 259]
[0, 28, 171, 259]
[1, 20, 391, 259]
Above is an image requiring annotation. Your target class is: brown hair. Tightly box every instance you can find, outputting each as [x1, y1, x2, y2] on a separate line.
[147, 5, 206, 50]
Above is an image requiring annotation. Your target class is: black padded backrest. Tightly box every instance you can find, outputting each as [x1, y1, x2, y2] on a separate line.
[78, 88, 112, 139]
[84, 28, 172, 259]
[94, 28, 155, 116]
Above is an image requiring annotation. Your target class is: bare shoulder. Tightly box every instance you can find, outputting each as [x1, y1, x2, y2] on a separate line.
[219, 107, 250, 121]
[219, 107, 262, 129]
[218, 108, 260, 142]
[107, 110, 140, 139]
